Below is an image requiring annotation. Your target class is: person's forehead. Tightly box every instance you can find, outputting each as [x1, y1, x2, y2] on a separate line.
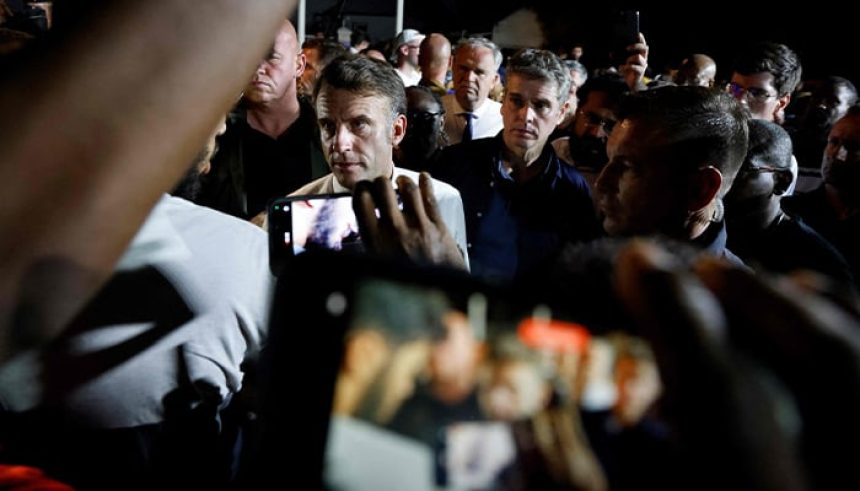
[455, 45, 495, 64]
[506, 74, 558, 99]
[580, 91, 617, 114]
[317, 88, 390, 114]
[408, 93, 440, 111]
[731, 71, 776, 89]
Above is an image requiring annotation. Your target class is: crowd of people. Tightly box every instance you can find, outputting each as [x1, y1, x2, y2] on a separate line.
[2, 1, 860, 489]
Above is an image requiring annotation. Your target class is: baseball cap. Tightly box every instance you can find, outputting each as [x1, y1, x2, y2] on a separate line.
[394, 28, 425, 49]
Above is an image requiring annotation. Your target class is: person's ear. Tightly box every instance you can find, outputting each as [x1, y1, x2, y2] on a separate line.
[772, 169, 793, 196]
[391, 113, 408, 146]
[295, 51, 306, 78]
[774, 93, 792, 121]
[688, 165, 723, 213]
[557, 99, 571, 125]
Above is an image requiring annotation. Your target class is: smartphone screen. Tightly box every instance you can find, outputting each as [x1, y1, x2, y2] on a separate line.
[268, 193, 361, 275]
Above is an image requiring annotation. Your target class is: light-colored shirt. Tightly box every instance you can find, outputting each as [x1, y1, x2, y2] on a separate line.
[442, 95, 503, 146]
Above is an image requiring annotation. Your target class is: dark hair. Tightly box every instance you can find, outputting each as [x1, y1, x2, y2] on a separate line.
[618, 86, 750, 196]
[745, 119, 793, 171]
[577, 74, 631, 110]
[314, 54, 406, 120]
[350, 29, 370, 47]
[732, 42, 802, 96]
[302, 38, 348, 69]
[506, 48, 571, 103]
[352, 280, 448, 344]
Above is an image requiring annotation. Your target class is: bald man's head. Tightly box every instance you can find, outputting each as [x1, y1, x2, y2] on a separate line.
[243, 19, 304, 105]
[419, 33, 451, 83]
[675, 54, 716, 88]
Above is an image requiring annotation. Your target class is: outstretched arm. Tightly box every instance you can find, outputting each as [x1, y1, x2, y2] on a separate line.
[0, 0, 297, 363]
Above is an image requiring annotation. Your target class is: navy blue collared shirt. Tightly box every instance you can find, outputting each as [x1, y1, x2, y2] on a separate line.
[434, 135, 601, 282]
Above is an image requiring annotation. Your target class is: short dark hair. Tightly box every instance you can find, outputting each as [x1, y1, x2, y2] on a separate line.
[618, 86, 750, 196]
[302, 38, 348, 68]
[314, 54, 406, 120]
[577, 74, 630, 110]
[733, 42, 802, 96]
[505, 48, 571, 103]
[745, 119, 793, 171]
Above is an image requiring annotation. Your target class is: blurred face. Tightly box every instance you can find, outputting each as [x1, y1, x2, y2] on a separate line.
[595, 119, 687, 236]
[452, 45, 499, 111]
[724, 155, 784, 216]
[728, 72, 786, 122]
[822, 114, 860, 201]
[571, 90, 618, 168]
[403, 90, 445, 157]
[429, 312, 478, 383]
[316, 87, 405, 189]
[403, 41, 421, 67]
[481, 360, 547, 422]
[297, 46, 321, 97]
[501, 74, 567, 157]
[245, 22, 304, 105]
[804, 85, 856, 130]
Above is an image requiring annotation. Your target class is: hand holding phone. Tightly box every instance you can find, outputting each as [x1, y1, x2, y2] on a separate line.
[610, 10, 640, 65]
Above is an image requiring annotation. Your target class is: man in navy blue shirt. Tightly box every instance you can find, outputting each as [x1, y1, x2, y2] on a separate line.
[434, 48, 601, 281]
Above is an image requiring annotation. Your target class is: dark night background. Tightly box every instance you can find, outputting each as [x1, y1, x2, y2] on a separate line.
[308, 1, 856, 88]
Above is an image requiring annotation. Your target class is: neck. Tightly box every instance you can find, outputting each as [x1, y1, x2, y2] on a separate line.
[246, 94, 301, 139]
[502, 144, 545, 182]
[458, 96, 485, 113]
[825, 183, 860, 220]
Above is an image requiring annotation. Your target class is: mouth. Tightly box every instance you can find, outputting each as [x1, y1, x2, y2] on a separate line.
[511, 128, 538, 138]
[333, 161, 363, 172]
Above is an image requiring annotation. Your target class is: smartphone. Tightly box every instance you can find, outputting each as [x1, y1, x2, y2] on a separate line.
[610, 10, 640, 65]
[267, 193, 362, 275]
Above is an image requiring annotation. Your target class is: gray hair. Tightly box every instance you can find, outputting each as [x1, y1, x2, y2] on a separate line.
[454, 36, 503, 70]
[314, 54, 406, 121]
[506, 48, 571, 103]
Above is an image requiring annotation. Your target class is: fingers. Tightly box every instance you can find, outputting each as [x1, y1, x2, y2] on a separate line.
[418, 172, 444, 228]
[396, 174, 430, 231]
[614, 240, 732, 395]
[371, 176, 406, 232]
[694, 257, 860, 383]
[352, 180, 381, 252]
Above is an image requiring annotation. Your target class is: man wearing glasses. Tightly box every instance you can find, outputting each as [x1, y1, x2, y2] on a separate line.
[727, 42, 802, 192]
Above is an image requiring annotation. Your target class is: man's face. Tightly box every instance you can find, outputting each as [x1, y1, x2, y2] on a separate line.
[805, 85, 856, 131]
[501, 74, 566, 157]
[297, 46, 320, 97]
[728, 72, 785, 122]
[595, 119, 687, 236]
[244, 24, 304, 105]
[403, 90, 445, 156]
[822, 114, 860, 201]
[316, 87, 406, 189]
[403, 41, 421, 67]
[724, 155, 784, 217]
[452, 45, 499, 111]
[571, 90, 618, 167]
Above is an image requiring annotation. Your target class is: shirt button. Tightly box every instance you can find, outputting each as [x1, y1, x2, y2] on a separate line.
[476, 212, 483, 218]
[467, 243, 473, 248]
[489, 181, 494, 187]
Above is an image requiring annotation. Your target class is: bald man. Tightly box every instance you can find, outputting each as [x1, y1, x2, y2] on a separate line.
[200, 19, 329, 220]
[674, 54, 716, 88]
[418, 33, 452, 98]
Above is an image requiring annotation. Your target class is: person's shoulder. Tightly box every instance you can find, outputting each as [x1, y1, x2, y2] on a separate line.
[394, 167, 461, 200]
[164, 195, 265, 238]
[290, 174, 334, 196]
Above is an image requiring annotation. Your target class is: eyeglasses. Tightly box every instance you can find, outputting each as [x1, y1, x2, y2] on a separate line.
[581, 112, 617, 133]
[737, 163, 781, 178]
[726, 82, 779, 103]
[407, 111, 445, 123]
